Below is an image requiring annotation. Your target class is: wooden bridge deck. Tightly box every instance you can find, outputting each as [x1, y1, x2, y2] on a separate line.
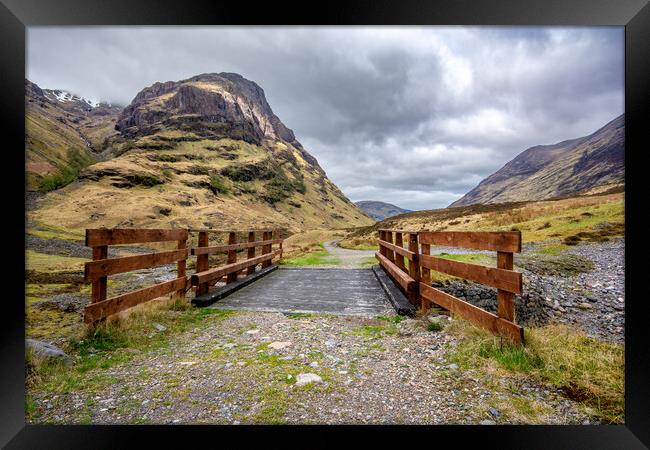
[207, 268, 393, 316]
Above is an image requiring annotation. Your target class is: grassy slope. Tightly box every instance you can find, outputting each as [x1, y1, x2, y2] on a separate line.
[29, 137, 372, 235]
[341, 192, 624, 249]
[26, 99, 120, 191]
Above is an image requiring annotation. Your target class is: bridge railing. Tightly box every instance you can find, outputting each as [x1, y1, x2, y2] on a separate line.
[82, 227, 285, 324]
[189, 229, 284, 295]
[376, 229, 420, 304]
[83, 228, 189, 324]
[376, 229, 524, 343]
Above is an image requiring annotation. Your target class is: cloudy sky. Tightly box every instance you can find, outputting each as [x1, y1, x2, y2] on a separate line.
[27, 27, 624, 210]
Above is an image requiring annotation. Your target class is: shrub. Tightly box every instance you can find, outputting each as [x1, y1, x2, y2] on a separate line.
[209, 175, 229, 195]
[124, 174, 163, 187]
[427, 322, 443, 332]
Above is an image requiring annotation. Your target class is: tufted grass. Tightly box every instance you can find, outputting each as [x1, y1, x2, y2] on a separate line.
[447, 320, 624, 424]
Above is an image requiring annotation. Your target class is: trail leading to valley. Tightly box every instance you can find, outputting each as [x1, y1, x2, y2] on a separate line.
[321, 240, 375, 268]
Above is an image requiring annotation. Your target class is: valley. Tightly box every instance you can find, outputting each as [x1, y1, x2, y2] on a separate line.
[24, 73, 625, 426]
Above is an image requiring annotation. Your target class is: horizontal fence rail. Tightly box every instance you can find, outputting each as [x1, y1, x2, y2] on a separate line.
[82, 227, 285, 323]
[376, 229, 524, 344]
[83, 228, 188, 324]
[190, 229, 284, 296]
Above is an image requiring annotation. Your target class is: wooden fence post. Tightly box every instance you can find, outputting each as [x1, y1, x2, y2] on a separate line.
[261, 231, 272, 268]
[196, 231, 209, 295]
[246, 231, 256, 275]
[226, 231, 237, 283]
[394, 232, 406, 272]
[176, 235, 187, 297]
[420, 241, 431, 311]
[408, 233, 420, 308]
[497, 251, 515, 322]
[91, 245, 108, 303]
[378, 231, 385, 257]
[385, 231, 395, 264]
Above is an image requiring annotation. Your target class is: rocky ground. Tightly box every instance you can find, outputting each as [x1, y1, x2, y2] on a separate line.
[25, 232, 623, 424]
[28, 311, 588, 425]
[438, 238, 624, 343]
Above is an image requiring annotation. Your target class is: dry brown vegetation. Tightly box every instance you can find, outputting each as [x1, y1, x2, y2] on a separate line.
[340, 192, 624, 249]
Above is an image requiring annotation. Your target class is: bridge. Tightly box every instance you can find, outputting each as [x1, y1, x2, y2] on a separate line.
[82, 227, 524, 343]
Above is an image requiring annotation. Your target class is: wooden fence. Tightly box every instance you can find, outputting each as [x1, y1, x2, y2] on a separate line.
[83, 228, 188, 324]
[83, 228, 283, 324]
[376, 229, 524, 343]
[189, 229, 283, 295]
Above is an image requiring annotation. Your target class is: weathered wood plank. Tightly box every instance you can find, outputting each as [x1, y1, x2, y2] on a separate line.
[497, 251, 516, 322]
[378, 231, 387, 258]
[176, 238, 187, 297]
[420, 243, 431, 284]
[261, 231, 272, 269]
[377, 239, 415, 261]
[384, 231, 395, 264]
[419, 253, 522, 294]
[196, 231, 209, 296]
[419, 283, 523, 343]
[84, 249, 188, 282]
[418, 231, 521, 253]
[375, 251, 415, 293]
[246, 231, 257, 276]
[394, 232, 406, 271]
[226, 232, 237, 284]
[191, 250, 280, 285]
[408, 233, 421, 307]
[86, 228, 188, 247]
[84, 277, 186, 323]
[91, 246, 108, 303]
[190, 239, 282, 255]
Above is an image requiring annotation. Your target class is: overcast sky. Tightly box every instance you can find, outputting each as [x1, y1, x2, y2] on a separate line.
[27, 26, 624, 210]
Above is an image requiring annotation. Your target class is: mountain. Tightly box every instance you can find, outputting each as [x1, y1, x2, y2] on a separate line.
[355, 201, 411, 221]
[450, 114, 624, 207]
[25, 80, 122, 190]
[28, 73, 373, 233]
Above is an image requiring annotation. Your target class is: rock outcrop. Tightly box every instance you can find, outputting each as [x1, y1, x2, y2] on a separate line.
[117, 73, 300, 147]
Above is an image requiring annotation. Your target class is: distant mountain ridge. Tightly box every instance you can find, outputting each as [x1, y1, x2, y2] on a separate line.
[355, 201, 411, 221]
[450, 114, 624, 206]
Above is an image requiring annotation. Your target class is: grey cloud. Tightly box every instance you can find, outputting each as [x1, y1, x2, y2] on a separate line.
[27, 26, 623, 210]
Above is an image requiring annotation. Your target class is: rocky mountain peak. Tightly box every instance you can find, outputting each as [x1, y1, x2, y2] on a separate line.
[116, 72, 297, 145]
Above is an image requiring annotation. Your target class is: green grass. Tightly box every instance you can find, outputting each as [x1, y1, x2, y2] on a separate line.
[436, 253, 494, 265]
[209, 174, 230, 194]
[376, 315, 405, 324]
[38, 149, 95, 193]
[26, 250, 88, 273]
[285, 313, 314, 319]
[359, 256, 378, 268]
[427, 322, 443, 332]
[534, 243, 569, 256]
[280, 243, 340, 266]
[27, 300, 239, 406]
[447, 320, 624, 423]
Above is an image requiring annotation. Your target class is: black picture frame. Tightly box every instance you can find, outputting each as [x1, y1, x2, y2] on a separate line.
[2, 0, 648, 447]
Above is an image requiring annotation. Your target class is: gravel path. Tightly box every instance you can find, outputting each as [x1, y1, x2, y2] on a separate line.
[322, 240, 375, 268]
[29, 311, 588, 425]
